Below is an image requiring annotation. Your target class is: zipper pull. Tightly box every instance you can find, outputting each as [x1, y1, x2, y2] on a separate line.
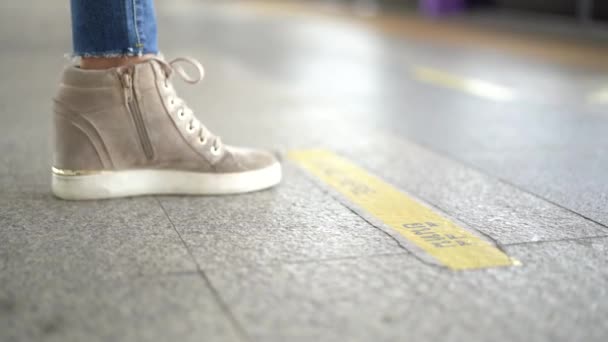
[122, 73, 132, 90]
[120, 71, 133, 102]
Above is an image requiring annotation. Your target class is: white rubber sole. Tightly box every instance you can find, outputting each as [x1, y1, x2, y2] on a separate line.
[52, 163, 282, 200]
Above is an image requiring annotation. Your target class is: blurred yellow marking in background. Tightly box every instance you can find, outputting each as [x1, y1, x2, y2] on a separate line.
[412, 67, 515, 102]
[588, 87, 608, 104]
[289, 150, 517, 270]
[236, 1, 608, 70]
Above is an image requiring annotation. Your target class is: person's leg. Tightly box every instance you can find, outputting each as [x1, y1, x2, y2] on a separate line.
[70, 0, 158, 69]
[52, 0, 281, 199]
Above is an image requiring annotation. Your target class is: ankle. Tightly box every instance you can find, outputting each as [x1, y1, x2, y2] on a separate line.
[80, 54, 156, 70]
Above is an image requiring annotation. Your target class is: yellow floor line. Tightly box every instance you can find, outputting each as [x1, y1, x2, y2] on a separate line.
[588, 87, 608, 104]
[412, 66, 516, 102]
[289, 149, 518, 270]
[233, 0, 608, 70]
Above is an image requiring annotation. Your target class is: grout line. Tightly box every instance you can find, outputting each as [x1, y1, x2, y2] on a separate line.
[155, 198, 251, 342]
[288, 151, 519, 270]
[130, 254, 416, 279]
[403, 136, 608, 233]
[0, 253, 7, 272]
[503, 234, 608, 247]
[338, 202, 448, 271]
[253, 251, 411, 268]
[290, 164, 462, 271]
[335, 155, 518, 259]
[487, 179, 608, 231]
[450, 157, 608, 229]
[142, 251, 411, 275]
[123, 270, 202, 281]
[287, 142, 608, 268]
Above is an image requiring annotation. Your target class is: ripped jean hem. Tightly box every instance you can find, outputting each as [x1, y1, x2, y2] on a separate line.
[69, 47, 159, 58]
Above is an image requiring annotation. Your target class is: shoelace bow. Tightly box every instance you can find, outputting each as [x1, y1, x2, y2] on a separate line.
[152, 56, 223, 153]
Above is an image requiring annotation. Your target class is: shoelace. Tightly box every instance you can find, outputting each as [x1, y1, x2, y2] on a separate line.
[151, 56, 223, 154]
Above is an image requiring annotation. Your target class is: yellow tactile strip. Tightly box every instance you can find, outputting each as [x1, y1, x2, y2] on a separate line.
[289, 149, 518, 270]
[412, 66, 516, 101]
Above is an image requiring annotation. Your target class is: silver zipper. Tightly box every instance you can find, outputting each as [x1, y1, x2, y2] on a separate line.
[121, 69, 154, 161]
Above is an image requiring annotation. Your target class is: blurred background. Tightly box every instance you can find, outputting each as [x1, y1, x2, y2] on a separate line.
[1, 2, 607, 192]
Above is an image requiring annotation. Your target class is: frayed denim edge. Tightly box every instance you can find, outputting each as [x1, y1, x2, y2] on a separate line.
[63, 50, 160, 66]
[65, 47, 148, 59]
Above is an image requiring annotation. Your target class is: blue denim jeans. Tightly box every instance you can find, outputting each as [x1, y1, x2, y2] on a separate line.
[70, 0, 158, 57]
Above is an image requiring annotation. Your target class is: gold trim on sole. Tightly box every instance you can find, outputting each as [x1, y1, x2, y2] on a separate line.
[51, 167, 102, 176]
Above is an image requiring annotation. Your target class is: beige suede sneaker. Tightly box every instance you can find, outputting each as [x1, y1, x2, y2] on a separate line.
[52, 56, 281, 200]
